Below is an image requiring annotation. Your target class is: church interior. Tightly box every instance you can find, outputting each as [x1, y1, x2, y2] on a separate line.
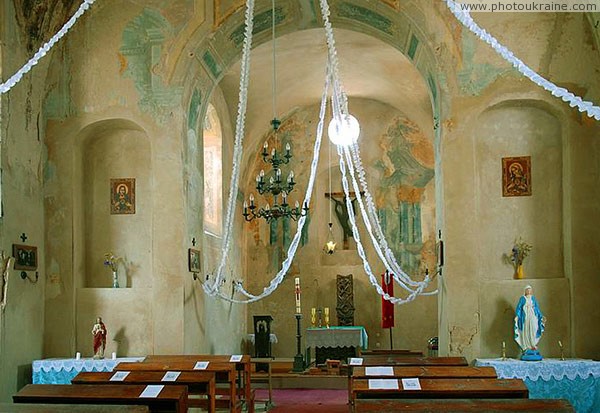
[0, 0, 599, 411]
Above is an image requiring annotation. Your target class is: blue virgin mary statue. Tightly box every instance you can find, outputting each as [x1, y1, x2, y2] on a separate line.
[514, 285, 546, 361]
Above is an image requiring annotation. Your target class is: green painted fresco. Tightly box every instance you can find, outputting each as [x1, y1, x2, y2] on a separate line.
[230, 7, 286, 47]
[375, 120, 434, 188]
[457, 33, 509, 95]
[120, 8, 183, 121]
[202, 51, 222, 79]
[43, 53, 75, 120]
[377, 206, 422, 276]
[187, 89, 201, 130]
[337, 2, 393, 36]
[407, 34, 419, 60]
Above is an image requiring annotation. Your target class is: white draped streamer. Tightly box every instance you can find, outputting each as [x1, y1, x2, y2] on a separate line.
[445, 0, 600, 120]
[0, 0, 97, 95]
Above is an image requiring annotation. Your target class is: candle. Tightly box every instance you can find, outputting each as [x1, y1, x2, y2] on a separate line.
[112, 352, 117, 360]
[558, 340, 563, 347]
[75, 352, 81, 360]
[295, 277, 301, 314]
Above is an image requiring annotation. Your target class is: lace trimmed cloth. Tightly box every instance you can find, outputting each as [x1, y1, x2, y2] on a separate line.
[305, 326, 368, 350]
[33, 357, 144, 384]
[475, 358, 600, 381]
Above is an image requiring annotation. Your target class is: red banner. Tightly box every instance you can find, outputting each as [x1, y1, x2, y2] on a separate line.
[381, 272, 394, 329]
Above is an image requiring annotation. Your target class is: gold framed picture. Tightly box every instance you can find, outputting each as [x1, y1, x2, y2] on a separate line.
[188, 248, 201, 273]
[502, 156, 531, 197]
[111, 178, 136, 214]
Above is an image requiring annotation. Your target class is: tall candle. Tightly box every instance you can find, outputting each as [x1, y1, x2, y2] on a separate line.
[295, 277, 301, 314]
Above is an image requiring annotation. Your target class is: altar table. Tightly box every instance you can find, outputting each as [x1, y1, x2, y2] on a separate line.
[306, 326, 368, 364]
[475, 358, 600, 413]
[32, 357, 144, 384]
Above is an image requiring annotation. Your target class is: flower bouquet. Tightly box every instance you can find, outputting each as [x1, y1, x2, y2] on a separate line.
[504, 238, 532, 279]
[103, 252, 122, 287]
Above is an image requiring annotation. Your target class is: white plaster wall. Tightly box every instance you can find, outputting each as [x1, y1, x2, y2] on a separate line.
[83, 128, 153, 288]
[475, 104, 563, 280]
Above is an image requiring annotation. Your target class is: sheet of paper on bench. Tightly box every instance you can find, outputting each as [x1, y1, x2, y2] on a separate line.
[162, 371, 181, 382]
[401, 378, 421, 390]
[368, 379, 399, 390]
[140, 385, 164, 398]
[110, 371, 130, 381]
[230, 355, 243, 362]
[365, 366, 394, 376]
[194, 361, 209, 370]
[349, 358, 363, 366]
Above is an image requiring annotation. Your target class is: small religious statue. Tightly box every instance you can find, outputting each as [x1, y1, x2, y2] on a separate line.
[92, 316, 107, 359]
[514, 285, 546, 361]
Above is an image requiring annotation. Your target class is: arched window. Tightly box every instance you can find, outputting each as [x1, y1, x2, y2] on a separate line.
[203, 104, 222, 236]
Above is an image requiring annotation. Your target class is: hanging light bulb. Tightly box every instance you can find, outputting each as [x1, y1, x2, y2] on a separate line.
[328, 113, 360, 146]
[323, 222, 337, 255]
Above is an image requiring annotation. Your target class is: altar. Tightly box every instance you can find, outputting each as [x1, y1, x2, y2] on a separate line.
[33, 357, 144, 384]
[306, 326, 368, 364]
[475, 358, 600, 413]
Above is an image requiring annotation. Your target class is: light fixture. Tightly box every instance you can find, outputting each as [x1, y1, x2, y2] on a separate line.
[328, 113, 360, 146]
[324, 223, 336, 254]
[323, 134, 336, 254]
[242, 0, 308, 224]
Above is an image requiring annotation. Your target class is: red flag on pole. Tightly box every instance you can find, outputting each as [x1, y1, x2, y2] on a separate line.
[381, 271, 394, 329]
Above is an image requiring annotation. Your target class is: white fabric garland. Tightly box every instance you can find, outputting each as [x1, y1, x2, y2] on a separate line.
[445, 0, 600, 120]
[0, 0, 97, 95]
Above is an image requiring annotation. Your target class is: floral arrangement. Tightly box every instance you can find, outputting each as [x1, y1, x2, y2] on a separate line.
[103, 252, 122, 272]
[504, 238, 532, 268]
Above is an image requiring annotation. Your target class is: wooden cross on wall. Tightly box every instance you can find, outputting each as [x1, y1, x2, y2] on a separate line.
[324, 192, 363, 249]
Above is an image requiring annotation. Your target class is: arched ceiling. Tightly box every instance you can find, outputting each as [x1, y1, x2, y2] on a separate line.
[219, 27, 433, 147]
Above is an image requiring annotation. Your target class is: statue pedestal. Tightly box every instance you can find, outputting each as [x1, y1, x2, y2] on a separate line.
[521, 349, 543, 361]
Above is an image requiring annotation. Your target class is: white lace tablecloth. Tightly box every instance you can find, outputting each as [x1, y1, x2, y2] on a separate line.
[305, 326, 368, 350]
[33, 357, 144, 384]
[475, 358, 600, 381]
[247, 333, 278, 344]
[475, 358, 600, 413]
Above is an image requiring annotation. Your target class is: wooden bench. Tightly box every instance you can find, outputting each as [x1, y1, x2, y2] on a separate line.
[144, 354, 253, 413]
[0, 403, 149, 412]
[358, 356, 469, 366]
[13, 384, 187, 413]
[352, 366, 498, 379]
[116, 361, 238, 412]
[360, 349, 424, 356]
[72, 370, 215, 412]
[351, 378, 528, 404]
[354, 398, 575, 412]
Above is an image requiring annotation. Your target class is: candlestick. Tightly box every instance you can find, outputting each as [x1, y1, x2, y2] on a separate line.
[311, 308, 316, 328]
[324, 307, 330, 328]
[295, 277, 301, 314]
[559, 340, 564, 361]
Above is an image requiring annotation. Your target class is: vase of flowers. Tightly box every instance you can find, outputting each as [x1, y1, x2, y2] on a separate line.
[104, 252, 122, 288]
[504, 238, 532, 279]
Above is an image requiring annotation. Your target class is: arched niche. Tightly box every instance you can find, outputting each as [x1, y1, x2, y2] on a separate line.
[78, 120, 153, 288]
[475, 101, 563, 280]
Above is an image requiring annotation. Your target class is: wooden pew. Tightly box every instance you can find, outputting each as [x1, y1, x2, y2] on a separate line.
[13, 384, 187, 413]
[360, 349, 424, 356]
[0, 403, 149, 412]
[359, 356, 469, 366]
[144, 354, 253, 413]
[354, 398, 575, 412]
[116, 361, 238, 412]
[352, 366, 498, 379]
[351, 378, 528, 404]
[72, 370, 215, 412]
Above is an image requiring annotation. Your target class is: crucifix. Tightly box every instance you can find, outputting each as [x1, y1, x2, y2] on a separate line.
[324, 192, 363, 249]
